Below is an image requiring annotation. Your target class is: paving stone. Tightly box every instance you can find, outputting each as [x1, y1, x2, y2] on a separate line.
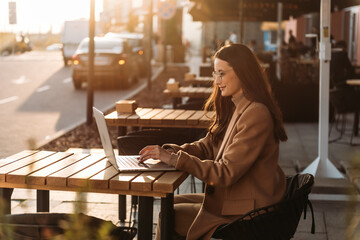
[325, 210, 360, 240]
[311, 177, 355, 194]
[293, 232, 327, 240]
[296, 210, 326, 233]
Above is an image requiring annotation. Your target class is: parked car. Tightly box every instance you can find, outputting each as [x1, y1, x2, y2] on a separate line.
[71, 37, 139, 90]
[104, 32, 147, 77]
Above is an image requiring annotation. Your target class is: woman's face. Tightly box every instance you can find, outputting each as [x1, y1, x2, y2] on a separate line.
[213, 58, 243, 97]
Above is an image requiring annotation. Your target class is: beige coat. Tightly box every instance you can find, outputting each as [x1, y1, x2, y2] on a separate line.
[164, 94, 286, 240]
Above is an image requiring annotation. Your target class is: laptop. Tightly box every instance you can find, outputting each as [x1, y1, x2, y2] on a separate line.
[93, 107, 176, 172]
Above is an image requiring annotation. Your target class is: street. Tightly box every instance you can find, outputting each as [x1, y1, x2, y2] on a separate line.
[0, 50, 150, 158]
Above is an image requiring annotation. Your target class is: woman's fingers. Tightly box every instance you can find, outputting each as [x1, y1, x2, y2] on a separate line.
[139, 145, 161, 162]
[139, 145, 156, 155]
[139, 145, 173, 165]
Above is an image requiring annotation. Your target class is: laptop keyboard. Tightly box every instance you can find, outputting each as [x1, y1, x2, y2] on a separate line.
[117, 156, 148, 168]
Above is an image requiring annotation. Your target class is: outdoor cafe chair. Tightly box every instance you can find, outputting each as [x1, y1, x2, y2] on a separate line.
[329, 87, 360, 145]
[212, 173, 315, 240]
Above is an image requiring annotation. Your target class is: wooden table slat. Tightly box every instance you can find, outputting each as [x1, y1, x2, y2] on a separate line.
[199, 112, 213, 126]
[175, 110, 196, 125]
[150, 109, 175, 125]
[110, 172, 142, 190]
[104, 111, 118, 125]
[197, 76, 213, 81]
[190, 87, 199, 93]
[6, 152, 73, 184]
[68, 159, 112, 188]
[162, 110, 185, 125]
[138, 108, 164, 124]
[46, 154, 105, 187]
[114, 108, 143, 125]
[181, 86, 191, 92]
[0, 150, 38, 168]
[0, 151, 56, 182]
[3, 150, 38, 161]
[88, 166, 120, 189]
[26, 153, 90, 185]
[184, 77, 213, 86]
[187, 111, 206, 125]
[108, 112, 132, 125]
[131, 172, 164, 192]
[153, 171, 189, 192]
[126, 108, 153, 124]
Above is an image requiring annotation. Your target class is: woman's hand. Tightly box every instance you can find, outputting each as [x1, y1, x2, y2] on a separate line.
[139, 145, 173, 165]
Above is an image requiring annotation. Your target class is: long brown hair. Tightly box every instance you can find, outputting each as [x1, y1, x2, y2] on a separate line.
[204, 44, 287, 144]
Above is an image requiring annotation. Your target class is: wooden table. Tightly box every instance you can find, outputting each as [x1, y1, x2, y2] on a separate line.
[105, 108, 214, 133]
[346, 79, 360, 86]
[346, 79, 360, 136]
[184, 76, 213, 87]
[0, 150, 188, 240]
[163, 87, 212, 108]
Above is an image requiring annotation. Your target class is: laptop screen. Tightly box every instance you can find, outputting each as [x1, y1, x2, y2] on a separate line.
[92, 107, 119, 170]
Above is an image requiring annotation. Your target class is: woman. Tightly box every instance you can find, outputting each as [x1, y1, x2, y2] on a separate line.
[139, 44, 288, 240]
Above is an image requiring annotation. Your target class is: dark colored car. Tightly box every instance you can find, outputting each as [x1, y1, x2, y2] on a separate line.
[104, 32, 147, 77]
[71, 37, 139, 90]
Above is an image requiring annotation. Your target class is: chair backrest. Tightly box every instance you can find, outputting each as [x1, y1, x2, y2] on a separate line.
[212, 174, 315, 240]
[117, 129, 205, 155]
[330, 88, 360, 114]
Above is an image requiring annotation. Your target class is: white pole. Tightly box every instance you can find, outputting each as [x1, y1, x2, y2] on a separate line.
[276, 2, 282, 80]
[302, 0, 344, 178]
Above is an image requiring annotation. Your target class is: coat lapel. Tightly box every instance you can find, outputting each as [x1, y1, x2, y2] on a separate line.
[215, 112, 238, 161]
[215, 94, 252, 162]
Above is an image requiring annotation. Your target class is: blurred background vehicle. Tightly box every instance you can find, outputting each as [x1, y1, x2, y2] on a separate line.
[61, 19, 102, 66]
[71, 36, 139, 90]
[104, 32, 147, 77]
[0, 34, 32, 56]
[46, 43, 63, 51]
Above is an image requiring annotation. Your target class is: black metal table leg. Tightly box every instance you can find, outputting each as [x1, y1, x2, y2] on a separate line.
[138, 196, 153, 240]
[354, 111, 359, 136]
[117, 126, 127, 222]
[160, 193, 174, 240]
[37, 190, 49, 212]
[118, 195, 127, 222]
[0, 188, 13, 214]
[173, 98, 181, 109]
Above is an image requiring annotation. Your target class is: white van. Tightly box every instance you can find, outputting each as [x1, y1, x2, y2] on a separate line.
[61, 19, 102, 66]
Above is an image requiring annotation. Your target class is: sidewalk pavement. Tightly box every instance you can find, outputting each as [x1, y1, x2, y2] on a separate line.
[8, 56, 360, 239]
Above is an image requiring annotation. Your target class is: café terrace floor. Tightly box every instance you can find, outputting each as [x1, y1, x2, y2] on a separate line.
[8, 56, 360, 239]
